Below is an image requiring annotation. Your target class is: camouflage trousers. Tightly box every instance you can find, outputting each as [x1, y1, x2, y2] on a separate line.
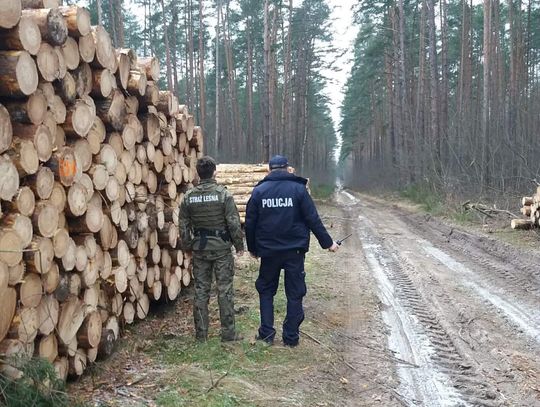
[192, 249, 236, 341]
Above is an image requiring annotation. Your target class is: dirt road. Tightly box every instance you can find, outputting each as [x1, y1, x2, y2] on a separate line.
[332, 190, 540, 406]
[72, 190, 539, 406]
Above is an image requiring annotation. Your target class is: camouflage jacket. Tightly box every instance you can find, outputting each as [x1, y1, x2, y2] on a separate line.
[179, 179, 244, 252]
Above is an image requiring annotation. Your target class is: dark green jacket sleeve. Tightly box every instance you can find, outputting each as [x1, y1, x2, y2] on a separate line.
[224, 191, 245, 252]
[179, 195, 193, 250]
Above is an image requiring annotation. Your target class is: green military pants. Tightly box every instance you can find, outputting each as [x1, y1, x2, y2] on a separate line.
[192, 249, 236, 341]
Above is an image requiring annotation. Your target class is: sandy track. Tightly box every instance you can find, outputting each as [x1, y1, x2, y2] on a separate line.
[332, 190, 540, 407]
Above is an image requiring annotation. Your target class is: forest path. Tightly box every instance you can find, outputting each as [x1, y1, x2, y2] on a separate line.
[71, 191, 540, 407]
[332, 190, 540, 406]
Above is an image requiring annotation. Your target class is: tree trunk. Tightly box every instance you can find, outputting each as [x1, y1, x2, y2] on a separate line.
[246, 16, 254, 160]
[427, 0, 440, 172]
[214, 0, 221, 158]
[97, 0, 103, 26]
[113, 0, 124, 47]
[159, 0, 173, 91]
[482, 0, 491, 187]
[198, 0, 206, 135]
[263, 0, 271, 161]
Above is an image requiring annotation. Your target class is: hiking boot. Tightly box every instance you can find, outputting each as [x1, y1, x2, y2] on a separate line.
[282, 341, 298, 348]
[255, 334, 274, 345]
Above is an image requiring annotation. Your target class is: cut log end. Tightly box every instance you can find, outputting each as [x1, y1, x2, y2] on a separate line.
[511, 219, 533, 230]
[0, 157, 19, 201]
[0, 0, 21, 29]
[0, 104, 13, 154]
[10, 51, 39, 96]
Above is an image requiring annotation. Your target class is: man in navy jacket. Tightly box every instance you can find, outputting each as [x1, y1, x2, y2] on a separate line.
[245, 155, 339, 347]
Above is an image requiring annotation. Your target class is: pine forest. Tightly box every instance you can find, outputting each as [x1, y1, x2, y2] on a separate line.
[73, 0, 337, 187]
[2, 0, 540, 404]
[71, 0, 540, 198]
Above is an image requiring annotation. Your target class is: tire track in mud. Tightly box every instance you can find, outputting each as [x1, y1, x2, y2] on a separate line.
[391, 208, 540, 343]
[419, 242, 540, 343]
[400, 212, 540, 297]
[338, 191, 502, 406]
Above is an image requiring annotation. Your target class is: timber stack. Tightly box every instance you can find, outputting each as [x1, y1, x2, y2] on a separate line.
[511, 189, 540, 230]
[216, 164, 269, 223]
[0, 0, 204, 380]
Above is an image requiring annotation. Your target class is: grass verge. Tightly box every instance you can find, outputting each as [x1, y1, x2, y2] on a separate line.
[69, 244, 348, 407]
[146, 256, 341, 406]
[140, 257, 337, 406]
[400, 182, 444, 214]
[310, 183, 335, 200]
[395, 182, 538, 249]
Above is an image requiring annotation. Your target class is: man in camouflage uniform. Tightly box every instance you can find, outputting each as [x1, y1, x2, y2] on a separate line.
[179, 156, 245, 342]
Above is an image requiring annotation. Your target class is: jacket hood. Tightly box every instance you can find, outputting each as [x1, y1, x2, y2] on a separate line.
[257, 171, 308, 186]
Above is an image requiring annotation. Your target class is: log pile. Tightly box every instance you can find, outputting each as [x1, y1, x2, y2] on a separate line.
[512, 190, 540, 230]
[0, 0, 203, 380]
[216, 164, 269, 223]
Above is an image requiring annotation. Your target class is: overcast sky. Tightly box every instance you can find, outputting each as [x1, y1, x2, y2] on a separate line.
[322, 0, 358, 153]
[323, 0, 357, 123]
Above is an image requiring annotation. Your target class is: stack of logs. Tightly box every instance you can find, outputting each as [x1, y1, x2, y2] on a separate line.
[512, 189, 540, 230]
[0, 0, 204, 380]
[216, 164, 269, 223]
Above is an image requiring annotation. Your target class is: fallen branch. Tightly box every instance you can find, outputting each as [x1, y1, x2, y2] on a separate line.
[206, 370, 229, 394]
[300, 329, 358, 372]
[462, 201, 518, 219]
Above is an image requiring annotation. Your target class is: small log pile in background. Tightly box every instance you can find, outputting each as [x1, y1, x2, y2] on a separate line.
[216, 164, 269, 223]
[512, 190, 540, 230]
[0, 0, 204, 380]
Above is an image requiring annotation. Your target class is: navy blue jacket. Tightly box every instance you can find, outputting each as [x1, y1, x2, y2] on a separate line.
[245, 171, 333, 257]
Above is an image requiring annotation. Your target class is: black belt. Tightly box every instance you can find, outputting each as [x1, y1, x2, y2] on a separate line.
[194, 228, 232, 249]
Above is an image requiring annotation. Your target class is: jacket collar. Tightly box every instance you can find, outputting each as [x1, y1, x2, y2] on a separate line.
[257, 170, 308, 186]
[198, 178, 217, 189]
[199, 178, 217, 185]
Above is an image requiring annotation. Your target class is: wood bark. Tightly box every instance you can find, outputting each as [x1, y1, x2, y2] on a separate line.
[0, 15, 41, 55]
[58, 6, 91, 38]
[0, 50, 38, 97]
[95, 89, 126, 131]
[0, 286, 17, 341]
[22, 8, 68, 46]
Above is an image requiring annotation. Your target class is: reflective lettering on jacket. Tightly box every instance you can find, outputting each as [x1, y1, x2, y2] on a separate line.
[261, 197, 294, 208]
[189, 195, 220, 204]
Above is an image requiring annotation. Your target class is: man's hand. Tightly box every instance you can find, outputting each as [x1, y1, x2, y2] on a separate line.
[328, 242, 340, 252]
[236, 250, 245, 257]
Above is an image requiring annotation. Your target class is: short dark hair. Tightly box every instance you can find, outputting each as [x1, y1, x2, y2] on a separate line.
[196, 156, 217, 179]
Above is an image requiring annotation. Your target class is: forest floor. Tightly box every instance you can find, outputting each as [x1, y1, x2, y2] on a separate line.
[70, 190, 540, 406]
